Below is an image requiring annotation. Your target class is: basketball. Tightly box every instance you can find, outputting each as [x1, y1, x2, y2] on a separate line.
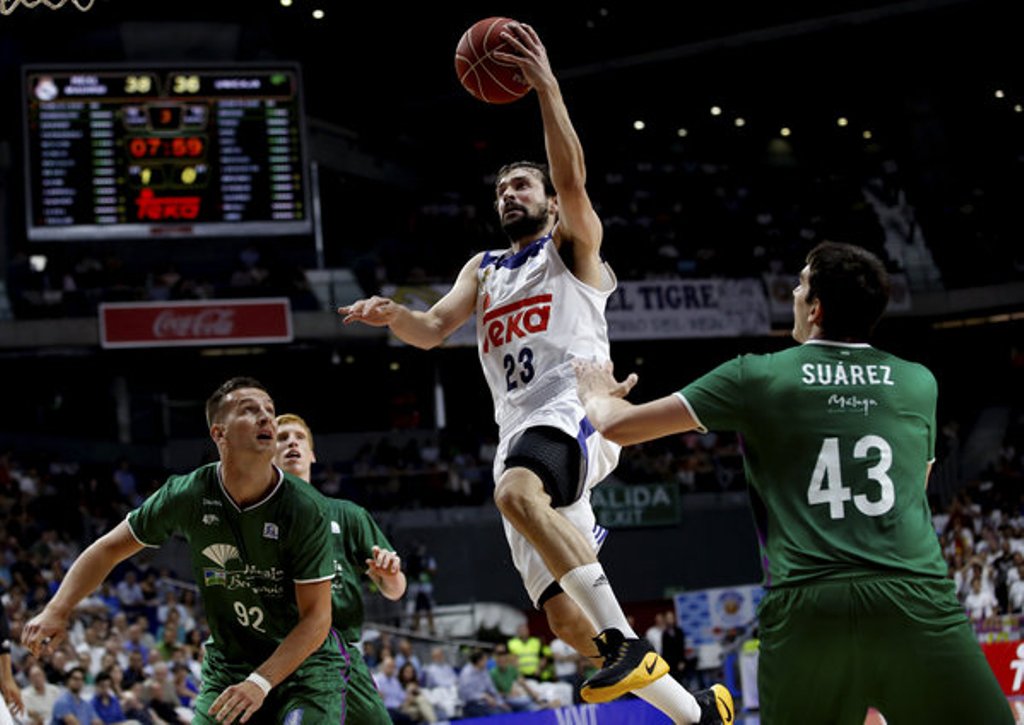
[454, 17, 531, 104]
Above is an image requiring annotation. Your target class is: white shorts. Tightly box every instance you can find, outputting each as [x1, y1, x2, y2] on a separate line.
[493, 406, 621, 608]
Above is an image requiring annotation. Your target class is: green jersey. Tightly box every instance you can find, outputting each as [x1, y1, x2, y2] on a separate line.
[323, 498, 394, 643]
[127, 463, 338, 669]
[680, 340, 946, 587]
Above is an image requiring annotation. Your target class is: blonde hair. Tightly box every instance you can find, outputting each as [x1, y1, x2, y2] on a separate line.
[276, 413, 314, 452]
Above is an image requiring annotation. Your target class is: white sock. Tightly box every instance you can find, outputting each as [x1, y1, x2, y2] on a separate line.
[559, 563, 638, 638]
[633, 675, 702, 724]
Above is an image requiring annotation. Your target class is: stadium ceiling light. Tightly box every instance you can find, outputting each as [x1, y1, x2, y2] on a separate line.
[780, 127, 792, 137]
[734, 117, 746, 127]
[279, 0, 292, 6]
[1014, 104, 1023, 113]
[863, 130, 873, 140]
[312, 8, 324, 19]
[837, 117, 849, 127]
[677, 128, 688, 137]
[995, 89, 1005, 99]
[710, 105, 722, 116]
[633, 120, 645, 131]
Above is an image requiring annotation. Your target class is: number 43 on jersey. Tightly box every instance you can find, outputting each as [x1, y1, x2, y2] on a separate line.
[807, 435, 895, 519]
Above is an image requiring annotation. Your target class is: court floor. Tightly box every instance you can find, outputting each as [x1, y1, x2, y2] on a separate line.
[735, 697, 1024, 724]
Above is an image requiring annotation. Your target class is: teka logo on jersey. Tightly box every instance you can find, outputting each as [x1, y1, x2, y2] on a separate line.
[482, 294, 552, 353]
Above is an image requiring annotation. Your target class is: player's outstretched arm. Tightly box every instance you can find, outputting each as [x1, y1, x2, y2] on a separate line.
[22, 520, 143, 657]
[365, 545, 407, 601]
[338, 253, 482, 350]
[208, 579, 333, 725]
[495, 23, 603, 263]
[574, 360, 699, 446]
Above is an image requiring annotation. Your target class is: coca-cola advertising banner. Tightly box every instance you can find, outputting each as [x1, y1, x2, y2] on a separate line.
[99, 298, 293, 349]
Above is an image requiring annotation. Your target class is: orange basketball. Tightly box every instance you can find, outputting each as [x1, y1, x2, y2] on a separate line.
[454, 17, 531, 104]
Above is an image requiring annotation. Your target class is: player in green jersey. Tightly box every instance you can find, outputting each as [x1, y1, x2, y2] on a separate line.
[22, 378, 344, 725]
[574, 242, 1012, 724]
[274, 413, 406, 725]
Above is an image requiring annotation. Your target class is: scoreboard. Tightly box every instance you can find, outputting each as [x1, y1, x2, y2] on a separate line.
[23, 64, 312, 240]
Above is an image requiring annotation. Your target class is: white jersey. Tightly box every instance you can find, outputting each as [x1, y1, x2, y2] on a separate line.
[474, 231, 621, 607]
[475, 232, 616, 438]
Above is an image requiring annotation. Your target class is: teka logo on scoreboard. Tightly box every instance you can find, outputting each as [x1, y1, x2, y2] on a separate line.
[99, 298, 293, 349]
[481, 294, 552, 353]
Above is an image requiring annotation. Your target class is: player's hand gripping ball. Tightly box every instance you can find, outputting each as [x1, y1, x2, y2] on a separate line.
[454, 17, 531, 104]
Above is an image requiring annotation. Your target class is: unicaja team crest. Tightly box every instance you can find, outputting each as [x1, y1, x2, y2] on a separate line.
[202, 543, 240, 568]
[201, 543, 239, 588]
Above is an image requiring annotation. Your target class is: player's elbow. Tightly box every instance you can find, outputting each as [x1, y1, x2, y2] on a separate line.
[417, 333, 447, 351]
[407, 312, 450, 350]
[590, 411, 646, 447]
[551, 157, 588, 190]
[302, 603, 332, 642]
[296, 598, 331, 643]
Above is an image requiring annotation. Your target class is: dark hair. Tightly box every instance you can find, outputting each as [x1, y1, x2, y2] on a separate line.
[495, 161, 555, 197]
[65, 666, 86, 682]
[95, 671, 113, 685]
[469, 649, 487, 665]
[205, 377, 268, 427]
[805, 241, 890, 340]
[398, 662, 418, 684]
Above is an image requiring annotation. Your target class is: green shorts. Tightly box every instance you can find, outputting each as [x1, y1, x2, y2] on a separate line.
[341, 641, 390, 724]
[193, 642, 347, 724]
[757, 575, 1012, 724]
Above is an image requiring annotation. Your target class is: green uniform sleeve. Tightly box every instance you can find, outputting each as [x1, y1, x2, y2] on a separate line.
[923, 365, 938, 461]
[291, 497, 335, 583]
[679, 355, 749, 433]
[126, 475, 191, 547]
[338, 500, 393, 558]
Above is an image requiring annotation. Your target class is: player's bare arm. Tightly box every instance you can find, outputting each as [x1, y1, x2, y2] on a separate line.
[22, 520, 143, 657]
[338, 252, 482, 350]
[495, 23, 604, 285]
[1, 654, 24, 716]
[574, 360, 699, 446]
[208, 579, 332, 724]
[365, 545, 407, 601]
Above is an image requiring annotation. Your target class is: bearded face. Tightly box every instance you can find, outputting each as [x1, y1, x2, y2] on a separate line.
[495, 168, 555, 244]
[500, 199, 549, 241]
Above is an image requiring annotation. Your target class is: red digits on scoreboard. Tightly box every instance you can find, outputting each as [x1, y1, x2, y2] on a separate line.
[127, 137, 204, 158]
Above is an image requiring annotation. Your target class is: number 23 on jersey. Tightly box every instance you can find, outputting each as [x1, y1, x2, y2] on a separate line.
[504, 346, 535, 391]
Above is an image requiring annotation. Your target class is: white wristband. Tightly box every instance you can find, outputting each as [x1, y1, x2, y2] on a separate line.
[246, 672, 272, 696]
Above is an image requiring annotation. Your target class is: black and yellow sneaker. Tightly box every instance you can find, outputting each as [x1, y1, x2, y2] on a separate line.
[694, 684, 735, 725]
[579, 628, 669, 704]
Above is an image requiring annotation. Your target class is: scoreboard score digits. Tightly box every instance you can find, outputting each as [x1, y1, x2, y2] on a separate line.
[23, 64, 312, 240]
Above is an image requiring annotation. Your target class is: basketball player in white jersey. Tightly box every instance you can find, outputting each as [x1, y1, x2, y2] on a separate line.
[340, 22, 732, 724]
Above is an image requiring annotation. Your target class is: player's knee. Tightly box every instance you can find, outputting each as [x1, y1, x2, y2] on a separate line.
[494, 470, 549, 523]
[493, 482, 527, 522]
